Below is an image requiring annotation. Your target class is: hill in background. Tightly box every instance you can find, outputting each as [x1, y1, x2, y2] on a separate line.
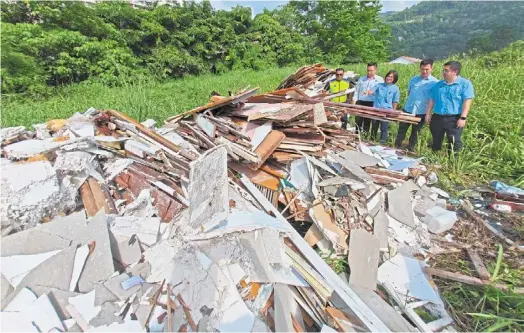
[384, 1, 524, 59]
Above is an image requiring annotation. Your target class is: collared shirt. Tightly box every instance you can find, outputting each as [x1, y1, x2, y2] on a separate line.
[404, 75, 438, 115]
[325, 79, 351, 103]
[373, 83, 400, 110]
[353, 75, 384, 102]
[430, 76, 475, 115]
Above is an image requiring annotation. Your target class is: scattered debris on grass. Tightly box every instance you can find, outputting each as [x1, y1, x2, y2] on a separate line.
[1, 64, 522, 332]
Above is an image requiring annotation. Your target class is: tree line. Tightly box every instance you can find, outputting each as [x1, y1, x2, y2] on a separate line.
[1, 0, 390, 96]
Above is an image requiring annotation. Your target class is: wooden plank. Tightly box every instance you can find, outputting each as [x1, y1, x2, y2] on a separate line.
[348, 230, 380, 291]
[106, 109, 197, 161]
[229, 162, 279, 191]
[80, 181, 101, 217]
[87, 177, 118, 215]
[467, 249, 491, 280]
[425, 267, 524, 293]
[364, 167, 408, 180]
[166, 87, 258, 122]
[249, 130, 286, 170]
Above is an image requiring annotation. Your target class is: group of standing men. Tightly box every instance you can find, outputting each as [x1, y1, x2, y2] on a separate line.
[326, 60, 474, 153]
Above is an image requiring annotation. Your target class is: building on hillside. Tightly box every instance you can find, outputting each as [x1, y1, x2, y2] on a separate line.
[389, 56, 422, 65]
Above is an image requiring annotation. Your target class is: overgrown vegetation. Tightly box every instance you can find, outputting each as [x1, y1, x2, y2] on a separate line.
[1, 0, 390, 96]
[384, 1, 524, 59]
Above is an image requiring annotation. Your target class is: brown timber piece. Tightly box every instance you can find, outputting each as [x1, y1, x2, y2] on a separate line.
[80, 181, 101, 217]
[425, 267, 524, 294]
[176, 294, 197, 331]
[166, 87, 259, 122]
[467, 249, 491, 280]
[249, 130, 286, 170]
[105, 109, 197, 161]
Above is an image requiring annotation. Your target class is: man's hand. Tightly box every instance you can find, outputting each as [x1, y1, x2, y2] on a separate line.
[425, 113, 432, 124]
[457, 119, 467, 128]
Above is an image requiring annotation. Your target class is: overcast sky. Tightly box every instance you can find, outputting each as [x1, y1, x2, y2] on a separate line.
[209, 1, 421, 14]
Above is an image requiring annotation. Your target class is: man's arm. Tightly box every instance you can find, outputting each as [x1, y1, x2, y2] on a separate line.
[457, 99, 472, 128]
[425, 99, 434, 124]
[457, 81, 475, 128]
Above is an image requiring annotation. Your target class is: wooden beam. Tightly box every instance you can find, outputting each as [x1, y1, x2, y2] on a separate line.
[467, 249, 491, 280]
[425, 267, 524, 294]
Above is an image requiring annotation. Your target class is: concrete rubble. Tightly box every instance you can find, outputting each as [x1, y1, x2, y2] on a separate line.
[1, 64, 480, 332]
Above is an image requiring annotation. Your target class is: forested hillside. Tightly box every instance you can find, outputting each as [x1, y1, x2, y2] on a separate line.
[1, 0, 389, 96]
[385, 1, 524, 59]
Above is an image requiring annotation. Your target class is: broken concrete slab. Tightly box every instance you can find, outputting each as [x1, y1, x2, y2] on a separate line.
[89, 302, 124, 327]
[94, 282, 119, 306]
[328, 153, 374, 183]
[387, 185, 416, 228]
[348, 229, 380, 290]
[401, 180, 420, 193]
[188, 146, 228, 231]
[103, 273, 144, 301]
[423, 206, 457, 234]
[1, 160, 71, 231]
[373, 209, 389, 251]
[0, 229, 72, 257]
[110, 234, 143, 267]
[338, 150, 381, 168]
[37, 211, 115, 293]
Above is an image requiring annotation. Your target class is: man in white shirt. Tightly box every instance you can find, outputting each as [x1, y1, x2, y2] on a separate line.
[352, 62, 384, 133]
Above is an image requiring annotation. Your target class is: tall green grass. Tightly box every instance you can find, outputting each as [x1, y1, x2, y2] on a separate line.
[2, 60, 523, 187]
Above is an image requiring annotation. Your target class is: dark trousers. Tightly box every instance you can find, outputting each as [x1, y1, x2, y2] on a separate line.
[430, 114, 463, 152]
[395, 114, 425, 151]
[354, 101, 373, 133]
[371, 120, 389, 143]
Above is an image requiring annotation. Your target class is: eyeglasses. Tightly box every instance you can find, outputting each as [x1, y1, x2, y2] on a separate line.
[442, 69, 452, 73]
[336, 73, 343, 76]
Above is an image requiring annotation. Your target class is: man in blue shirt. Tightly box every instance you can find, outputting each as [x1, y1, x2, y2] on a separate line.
[425, 61, 474, 152]
[395, 59, 438, 151]
[352, 62, 384, 133]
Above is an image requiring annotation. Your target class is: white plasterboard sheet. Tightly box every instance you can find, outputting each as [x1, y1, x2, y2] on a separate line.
[0, 250, 61, 288]
[377, 254, 441, 305]
[250, 121, 273, 150]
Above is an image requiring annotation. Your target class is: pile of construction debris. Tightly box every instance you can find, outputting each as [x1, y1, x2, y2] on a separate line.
[1, 64, 520, 332]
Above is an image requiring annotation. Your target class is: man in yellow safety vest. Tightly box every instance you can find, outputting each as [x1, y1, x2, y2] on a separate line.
[324, 68, 352, 128]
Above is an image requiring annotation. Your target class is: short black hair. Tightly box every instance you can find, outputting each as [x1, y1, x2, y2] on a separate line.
[385, 70, 399, 84]
[420, 59, 434, 67]
[444, 61, 462, 75]
[367, 62, 377, 68]
[335, 68, 344, 73]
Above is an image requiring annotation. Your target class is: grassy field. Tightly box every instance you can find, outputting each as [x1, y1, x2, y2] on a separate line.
[2, 55, 523, 331]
